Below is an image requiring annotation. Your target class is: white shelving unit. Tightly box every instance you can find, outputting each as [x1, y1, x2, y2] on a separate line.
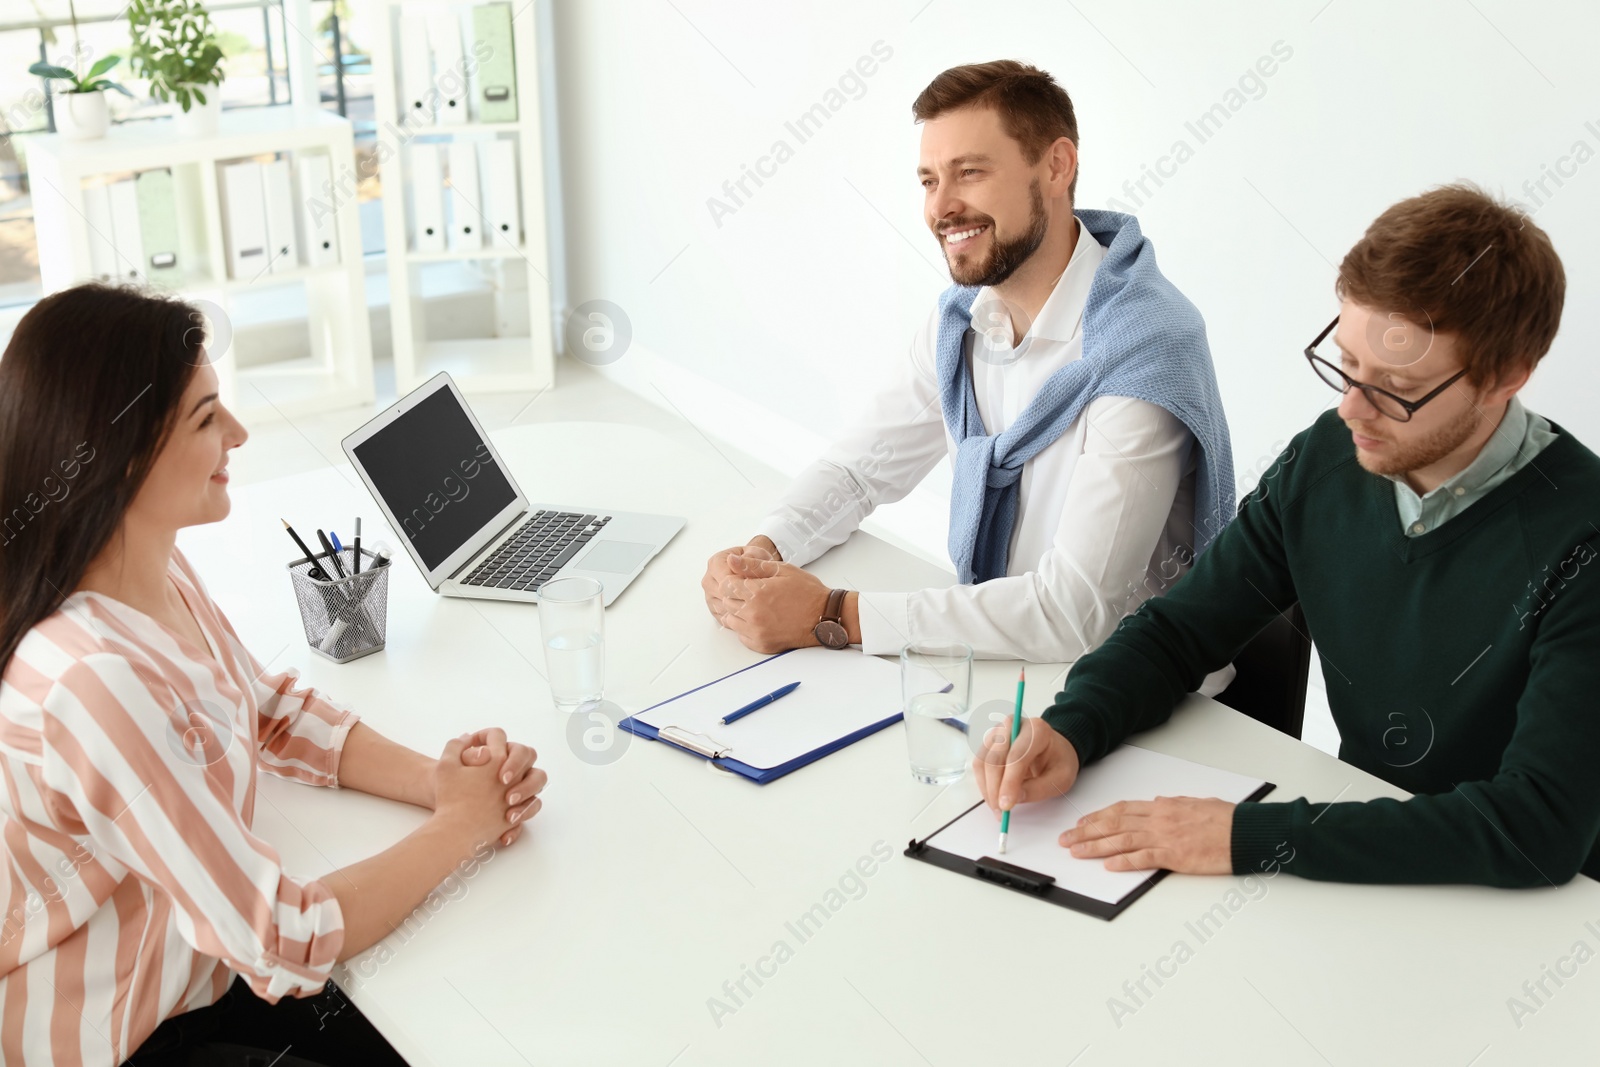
[369, 0, 555, 394]
[25, 107, 376, 420]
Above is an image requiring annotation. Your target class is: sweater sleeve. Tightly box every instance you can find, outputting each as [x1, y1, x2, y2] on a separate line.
[1041, 437, 1300, 761]
[39, 655, 345, 1000]
[1230, 539, 1600, 887]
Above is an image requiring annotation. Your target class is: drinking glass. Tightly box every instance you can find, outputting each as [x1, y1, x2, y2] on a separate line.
[900, 642, 973, 784]
[538, 577, 605, 711]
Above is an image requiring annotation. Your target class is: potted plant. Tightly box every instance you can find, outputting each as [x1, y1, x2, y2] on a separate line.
[29, 55, 132, 140]
[127, 0, 227, 138]
[28, 2, 132, 141]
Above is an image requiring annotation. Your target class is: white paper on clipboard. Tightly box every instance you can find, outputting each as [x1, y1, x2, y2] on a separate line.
[925, 745, 1270, 905]
[634, 648, 902, 770]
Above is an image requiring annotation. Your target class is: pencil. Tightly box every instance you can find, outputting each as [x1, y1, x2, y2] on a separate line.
[998, 667, 1025, 855]
[282, 519, 329, 581]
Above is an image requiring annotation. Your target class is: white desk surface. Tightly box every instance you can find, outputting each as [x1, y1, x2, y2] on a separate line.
[180, 420, 1599, 1066]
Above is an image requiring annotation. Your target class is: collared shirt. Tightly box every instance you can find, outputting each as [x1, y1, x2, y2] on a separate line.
[758, 224, 1233, 693]
[1387, 397, 1558, 536]
[0, 549, 353, 1067]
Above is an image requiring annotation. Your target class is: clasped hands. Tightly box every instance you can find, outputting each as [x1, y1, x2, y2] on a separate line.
[700, 539, 838, 653]
[973, 712, 1236, 876]
[435, 727, 547, 849]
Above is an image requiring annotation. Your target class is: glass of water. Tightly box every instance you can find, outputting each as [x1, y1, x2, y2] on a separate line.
[900, 642, 973, 784]
[538, 577, 605, 712]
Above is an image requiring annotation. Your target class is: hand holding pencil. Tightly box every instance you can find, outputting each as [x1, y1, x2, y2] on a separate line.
[972, 689, 1083, 827]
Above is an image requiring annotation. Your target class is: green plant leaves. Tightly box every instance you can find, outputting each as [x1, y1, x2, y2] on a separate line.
[126, 0, 226, 96]
[25, 59, 130, 97]
[85, 54, 123, 80]
[27, 63, 78, 82]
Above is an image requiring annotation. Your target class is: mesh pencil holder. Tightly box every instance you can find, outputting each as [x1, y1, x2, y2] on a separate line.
[287, 549, 390, 663]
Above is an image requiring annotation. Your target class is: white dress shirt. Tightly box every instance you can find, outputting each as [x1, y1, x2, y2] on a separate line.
[757, 224, 1234, 694]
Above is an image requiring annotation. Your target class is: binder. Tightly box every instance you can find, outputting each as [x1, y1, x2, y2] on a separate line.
[905, 745, 1275, 920]
[409, 143, 447, 253]
[106, 179, 145, 282]
[479, 139, 520, 247]
[397, 8, 435, 125]
[261, 158, 300, 274]
[298, 154, 341, 266]
[429, 9, 468, 125]
[135, 169, 180, 277]
[470, 2, 518, 123]
[446, 140, 482, 251]
[618, 648, 904, 784]
[220, 161, 269, 281]
[82, 181, 118, 281]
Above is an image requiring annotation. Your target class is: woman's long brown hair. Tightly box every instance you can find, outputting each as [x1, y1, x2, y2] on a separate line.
[0, 283, 205, 675]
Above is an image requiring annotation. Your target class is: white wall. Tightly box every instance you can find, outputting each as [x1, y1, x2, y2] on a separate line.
[550, 0, 1600, 549]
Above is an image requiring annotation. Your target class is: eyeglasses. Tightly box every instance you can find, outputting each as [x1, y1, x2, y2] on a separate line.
[1303, 316, 1468, 422]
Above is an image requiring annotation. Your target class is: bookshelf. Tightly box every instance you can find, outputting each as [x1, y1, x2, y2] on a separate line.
[368, 0, 555, 394]
[25, 107, 376, 421]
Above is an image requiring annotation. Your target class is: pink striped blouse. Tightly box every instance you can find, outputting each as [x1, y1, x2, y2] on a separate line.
[0, 549, 358, 1066]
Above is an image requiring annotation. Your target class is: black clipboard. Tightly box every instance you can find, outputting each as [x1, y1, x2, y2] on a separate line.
[904, 780, 1276, 921]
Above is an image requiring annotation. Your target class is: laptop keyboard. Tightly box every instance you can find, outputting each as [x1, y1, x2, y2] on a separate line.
[460, 510, 610, 592]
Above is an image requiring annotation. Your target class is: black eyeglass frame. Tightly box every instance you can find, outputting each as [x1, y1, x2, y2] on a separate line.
[1303, 315, 1468, 423]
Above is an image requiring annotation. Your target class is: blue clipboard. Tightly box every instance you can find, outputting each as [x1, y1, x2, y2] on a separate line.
[617, 650, 902, 784]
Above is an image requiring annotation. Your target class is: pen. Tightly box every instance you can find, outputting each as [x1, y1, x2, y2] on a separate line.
[282, 519, 329, 581]
[317, 529, 347, 579]
[933, 681, 966, 732]
[330, 532, 360, 588]
[998, 667, 1025, 855]
[353, 518, 362, 575]
[721, 681, 801, 726]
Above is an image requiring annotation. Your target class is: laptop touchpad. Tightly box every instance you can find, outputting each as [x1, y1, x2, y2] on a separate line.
[577, 540, 654, 573]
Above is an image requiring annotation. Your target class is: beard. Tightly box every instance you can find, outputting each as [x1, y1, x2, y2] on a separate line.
[1349, 401, 1483, 478]
[940, 179, 1050, 287]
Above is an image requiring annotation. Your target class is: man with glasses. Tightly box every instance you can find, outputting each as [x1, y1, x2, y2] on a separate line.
[974, 183, 1600, 887]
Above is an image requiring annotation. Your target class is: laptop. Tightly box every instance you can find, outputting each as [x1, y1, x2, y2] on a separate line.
[342, 373, 684, 606]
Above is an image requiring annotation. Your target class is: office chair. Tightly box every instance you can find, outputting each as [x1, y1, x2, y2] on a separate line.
[1214, 602, 1312, 739]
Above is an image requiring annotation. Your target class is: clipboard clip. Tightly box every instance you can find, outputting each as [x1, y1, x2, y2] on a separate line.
[657, 725, 733, 760]
[975, 856, 1056, 894]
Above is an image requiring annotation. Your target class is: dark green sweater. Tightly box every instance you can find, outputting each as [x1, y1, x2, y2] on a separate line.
[1043, 409, 1600, 886]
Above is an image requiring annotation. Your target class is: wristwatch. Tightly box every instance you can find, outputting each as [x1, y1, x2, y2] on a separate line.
[812, 588, 851, 650]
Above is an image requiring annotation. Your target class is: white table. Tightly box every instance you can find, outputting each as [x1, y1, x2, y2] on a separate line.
[181, 420, 1599, 1067]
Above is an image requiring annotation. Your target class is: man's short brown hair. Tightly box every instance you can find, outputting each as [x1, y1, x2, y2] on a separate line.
[1338, 183, 1565, 387]
[912, 60, 1079, 200]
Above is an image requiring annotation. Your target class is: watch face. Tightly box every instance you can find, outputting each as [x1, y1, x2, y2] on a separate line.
[814, 620, 850, 650]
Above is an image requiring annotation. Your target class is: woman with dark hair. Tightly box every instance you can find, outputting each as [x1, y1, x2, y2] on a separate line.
[0, 284, 546, 1066]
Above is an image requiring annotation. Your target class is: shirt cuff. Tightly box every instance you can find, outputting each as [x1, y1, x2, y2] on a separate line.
[753, 516, 812, 568]
[856, 591, 912, 656]
[1230, 801, 1295, 876]
[1197, 663, 1237, 697]
[320, 704, 360, 789]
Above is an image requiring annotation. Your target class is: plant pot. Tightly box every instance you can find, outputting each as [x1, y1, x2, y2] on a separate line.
[56, 89, 109, 141]
[171, 91, 221, 138]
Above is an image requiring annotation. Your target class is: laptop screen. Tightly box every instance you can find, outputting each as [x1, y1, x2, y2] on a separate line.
[350, 386, 518, 571]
